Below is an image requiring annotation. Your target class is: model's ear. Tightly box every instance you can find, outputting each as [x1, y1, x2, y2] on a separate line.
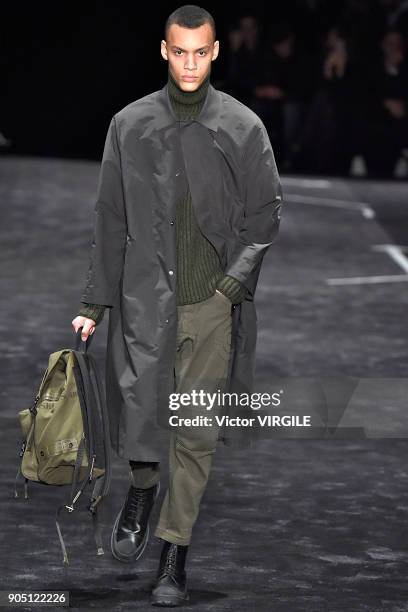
[212, 40, 220, 61]
[160, 40, 168, 61]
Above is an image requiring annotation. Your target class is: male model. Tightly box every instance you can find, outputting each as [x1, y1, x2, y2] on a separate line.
[72, 4, 282, 607]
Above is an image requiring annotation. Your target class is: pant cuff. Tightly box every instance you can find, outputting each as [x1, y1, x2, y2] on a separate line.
[154, 525, 191, 546]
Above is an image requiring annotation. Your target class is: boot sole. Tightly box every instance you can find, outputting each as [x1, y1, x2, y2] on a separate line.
[150, 591, 189, 607]
[111, 481, 160, 563]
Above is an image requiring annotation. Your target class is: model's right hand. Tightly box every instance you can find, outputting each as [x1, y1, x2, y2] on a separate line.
[71, 316, 96, 341]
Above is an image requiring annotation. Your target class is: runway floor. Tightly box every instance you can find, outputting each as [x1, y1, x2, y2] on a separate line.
[1, 156, 408, 611]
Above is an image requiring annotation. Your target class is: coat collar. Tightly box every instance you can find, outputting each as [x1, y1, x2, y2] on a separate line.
[155, 81, 222, 132]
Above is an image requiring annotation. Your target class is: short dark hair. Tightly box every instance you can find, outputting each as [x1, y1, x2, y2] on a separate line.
[165, 5, 216, 41]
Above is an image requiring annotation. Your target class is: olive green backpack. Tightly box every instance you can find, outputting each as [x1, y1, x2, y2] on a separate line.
[14, 330, 111, 565]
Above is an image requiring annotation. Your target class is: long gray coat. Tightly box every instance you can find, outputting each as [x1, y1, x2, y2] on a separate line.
[81, 81, 283, 461]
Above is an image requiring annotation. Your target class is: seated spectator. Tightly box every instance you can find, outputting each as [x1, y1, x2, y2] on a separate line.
[249, 21, 318, 170]
[297, 25, 376, 175]
[380, 0, 408, 43]
[362, 28, 408, 177]
[222, 14, 263, 107]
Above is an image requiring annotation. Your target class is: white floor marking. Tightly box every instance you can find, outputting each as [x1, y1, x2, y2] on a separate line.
[327, 245, 408, 285]
[281, 178, 332, 188]
[371, 245, 408, 273]
[327, 274, 408, 285]
[285, 194, 375, 219]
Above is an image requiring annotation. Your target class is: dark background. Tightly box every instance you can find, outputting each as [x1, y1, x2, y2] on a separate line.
[3, 5, 408, 610]
[3, 1, 408, 177]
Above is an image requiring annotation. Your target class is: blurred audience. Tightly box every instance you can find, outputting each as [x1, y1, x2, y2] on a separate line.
[5, 1, 408, 178]
[221, 1, 408, 178]
[363, 29, 408, 176]
[250, 21, 318, 170]
[380, 0, 408, 40]
[223, 15, 263, 106]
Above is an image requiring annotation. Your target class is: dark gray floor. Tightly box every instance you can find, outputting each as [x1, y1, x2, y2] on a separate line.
[1, 157, 408, 611]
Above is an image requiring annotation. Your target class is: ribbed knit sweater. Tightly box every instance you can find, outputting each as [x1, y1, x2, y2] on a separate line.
[78, 70, 247, 325]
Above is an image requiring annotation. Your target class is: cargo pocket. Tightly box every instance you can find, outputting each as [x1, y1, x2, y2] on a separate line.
[213, 318, 232, 364]
[37, 435, 89, 485]
[174, 334, 196, 390]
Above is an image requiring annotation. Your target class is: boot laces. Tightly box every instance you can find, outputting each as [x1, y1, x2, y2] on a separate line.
[163, 544, 178, 575]
[124, 486, 149, 528]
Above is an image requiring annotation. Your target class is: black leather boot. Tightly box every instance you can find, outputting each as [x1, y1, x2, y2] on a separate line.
[150, 540, 189, 607]
[110, 481, 160, 563]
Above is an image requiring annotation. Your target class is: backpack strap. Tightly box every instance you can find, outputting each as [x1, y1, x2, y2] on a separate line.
[86, 352, 112, 503]
[54, 349, 97, 565]
[55, 435, 87, 565]
[13, 465, 29, 500]
[66, 434, 87, 511]
[54, 344, 111, 565]
[85, 352, 112, 557]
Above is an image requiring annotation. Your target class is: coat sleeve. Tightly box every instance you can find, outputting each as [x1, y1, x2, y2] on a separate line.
[80, 115, 128, 306]
[224, 120, 283, 297]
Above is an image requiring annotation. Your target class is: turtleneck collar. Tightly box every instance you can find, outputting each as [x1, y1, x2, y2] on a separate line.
[167, 68, 210, 120]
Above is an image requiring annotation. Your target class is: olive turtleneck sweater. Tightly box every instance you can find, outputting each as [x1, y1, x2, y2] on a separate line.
[77, 70, 247, 325]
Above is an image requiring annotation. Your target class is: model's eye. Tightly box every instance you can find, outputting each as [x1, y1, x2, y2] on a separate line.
[175, 50, 183, 56]
[198, 51, 206, 56]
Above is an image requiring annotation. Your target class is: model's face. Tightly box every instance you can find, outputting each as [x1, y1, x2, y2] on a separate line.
[161, 23, 219, 91]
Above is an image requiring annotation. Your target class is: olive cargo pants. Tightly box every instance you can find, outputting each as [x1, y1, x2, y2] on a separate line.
[129, 290, 232, 545]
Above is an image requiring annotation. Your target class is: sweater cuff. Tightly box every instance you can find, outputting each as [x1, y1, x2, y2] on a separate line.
[77, 303, 106, 326]
[216, 275, 248, 305]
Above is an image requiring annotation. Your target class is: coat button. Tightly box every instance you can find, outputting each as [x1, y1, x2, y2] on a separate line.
[165, 319, 169, 324]
[169, 270, 174, 276]
[175, 171, 180, 176]
[169, 219, 175, 225]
